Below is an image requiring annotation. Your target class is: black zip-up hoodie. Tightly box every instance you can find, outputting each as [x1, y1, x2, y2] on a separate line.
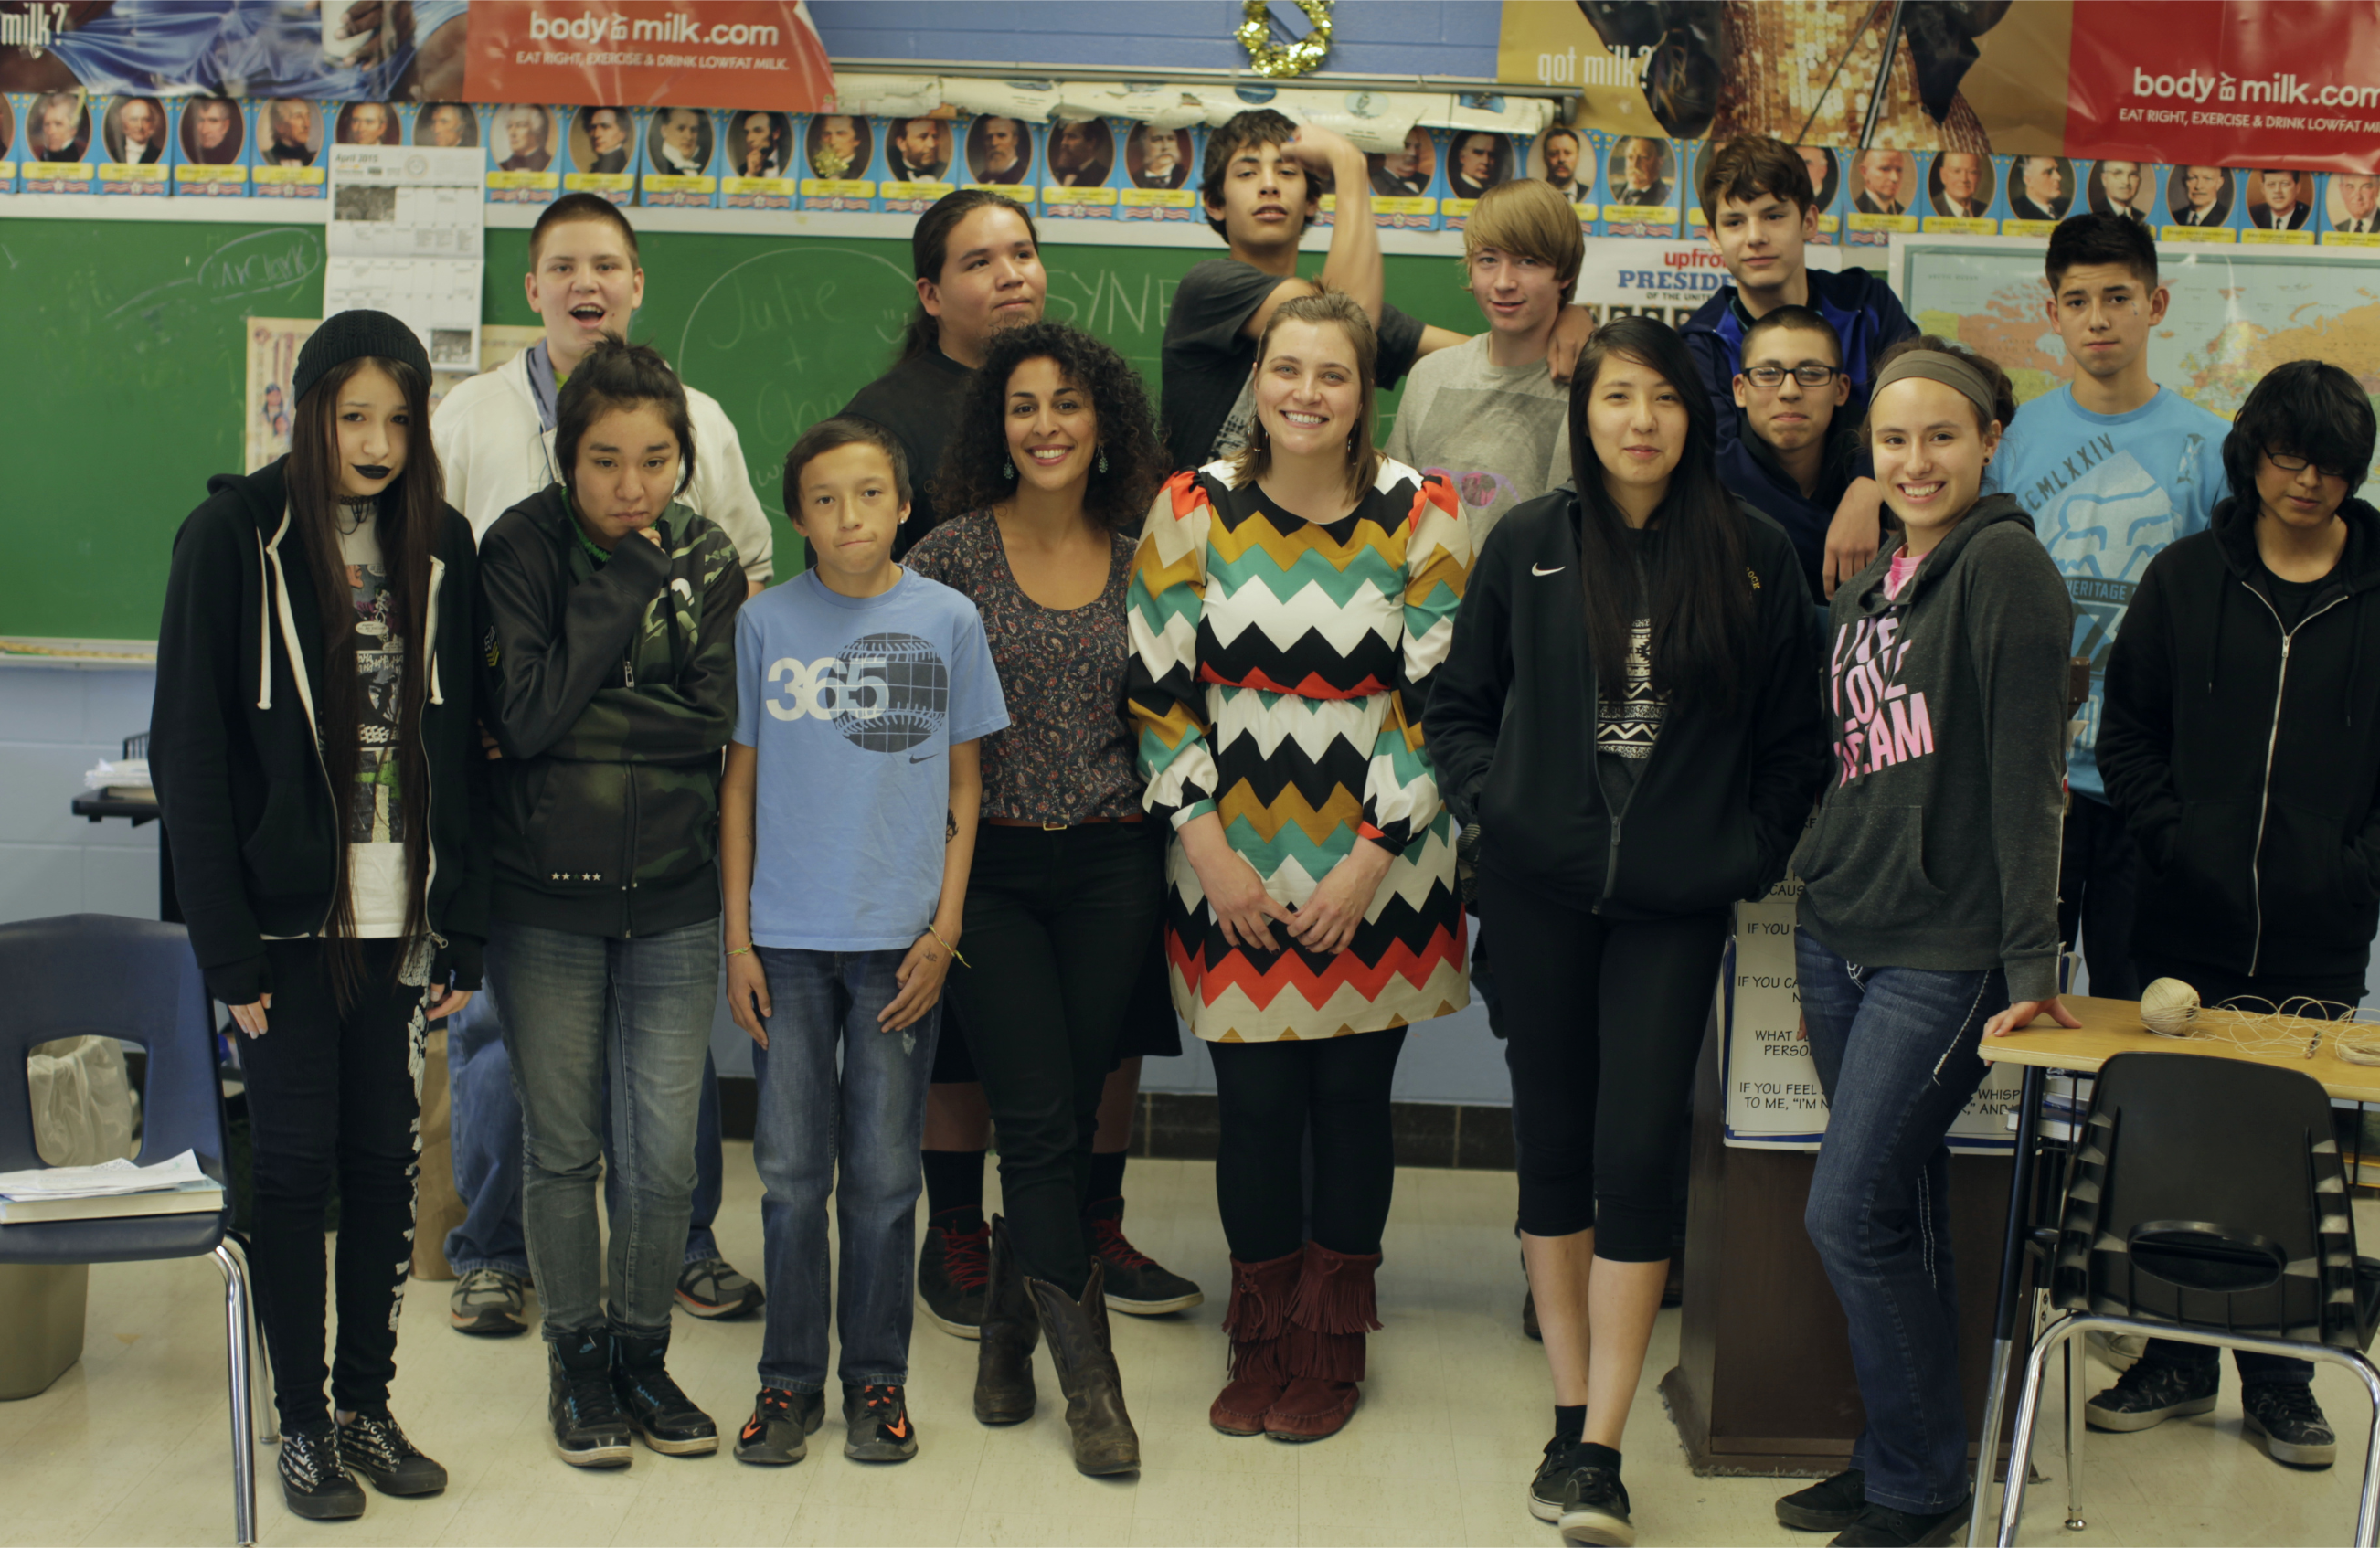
[149, 459, 489, 1006]
[1792, 495, 2073, 1002]
[2099, 493, 2380, 981]
[475, 483, 744, 938]
[1428, 486, 1831, 918]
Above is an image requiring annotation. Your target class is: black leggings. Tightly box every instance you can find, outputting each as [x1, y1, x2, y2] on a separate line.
[1480, 867, 1728, 1259]
[239, 938, 429, 1427]
[1210, 1029, 1407, 1263]
[951, 823, 1163, 1296]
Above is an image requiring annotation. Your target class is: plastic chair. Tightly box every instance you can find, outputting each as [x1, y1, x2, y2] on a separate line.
[0, 916, 263, 1545]
[1994, 1051, 2380, 1546]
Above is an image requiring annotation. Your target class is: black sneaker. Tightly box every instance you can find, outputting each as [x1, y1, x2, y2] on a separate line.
[2243, 1381, 2338, 1468]
[1829, 1497, 1971, 1547]
[548, 1332, 632, 1468]
[336, 1409, 447, 1496]
[675, 1256, 764, 1320]
[279, 1421, 367, 1521]
[841, 1382, 919, 1463]
[919, 1215, 991, 1338]
[1085, 1197, 1204, 1315]
[1777, 1468, 1865, 1532]
[1529, 1437, 1582, 1523]
[612, 1345, 719, 1457]
[734, 1385, 824, 1467]
[2084, 1356, 2219, 1432]
[450, 1267, 527, 1336]
[1558, 1463, 1634, 1546]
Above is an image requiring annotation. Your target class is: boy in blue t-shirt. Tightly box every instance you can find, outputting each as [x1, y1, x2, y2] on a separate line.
[720, 418, 1006, 1468]
[1994, 214, 2227, 1002]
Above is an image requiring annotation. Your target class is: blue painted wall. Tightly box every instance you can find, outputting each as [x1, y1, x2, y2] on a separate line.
[805, 1, 1504, 79]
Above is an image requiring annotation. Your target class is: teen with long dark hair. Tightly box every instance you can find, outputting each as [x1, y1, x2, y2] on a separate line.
[1429, 314, 1829, 1544]
[475, 337, 746, 1468]
[843, 188, 1200, 1339]
[152, 313, 486, 1520]
[906, 321, 1172, 1474]
[1778, 337, 2074, 1548]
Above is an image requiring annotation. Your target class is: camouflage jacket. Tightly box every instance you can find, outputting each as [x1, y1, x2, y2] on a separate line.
[476, 484, 746, 937]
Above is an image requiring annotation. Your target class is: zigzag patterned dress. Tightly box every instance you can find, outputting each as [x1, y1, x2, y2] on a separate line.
[1127, 461, 1471, 1043]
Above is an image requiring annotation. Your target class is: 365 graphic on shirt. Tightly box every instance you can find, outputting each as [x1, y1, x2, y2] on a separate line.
[1829, 611, 1933, 786]
[761, 631, 951, 754]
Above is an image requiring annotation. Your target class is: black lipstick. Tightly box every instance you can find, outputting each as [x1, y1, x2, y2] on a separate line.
[351, 464, 392, 481]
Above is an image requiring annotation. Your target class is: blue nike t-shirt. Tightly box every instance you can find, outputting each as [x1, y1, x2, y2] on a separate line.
[734, 568, 1007, 950]
[1994, 385, 2230, 801]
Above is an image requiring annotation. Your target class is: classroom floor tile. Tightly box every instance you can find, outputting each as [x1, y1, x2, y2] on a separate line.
[5, 1151, 2378, 1545]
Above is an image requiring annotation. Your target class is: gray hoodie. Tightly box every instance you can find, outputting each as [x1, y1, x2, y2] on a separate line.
[1793, 495, 2074, 1001]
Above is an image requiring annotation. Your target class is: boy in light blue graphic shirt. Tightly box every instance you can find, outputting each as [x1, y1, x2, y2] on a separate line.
[1992, 215, 2227, 999]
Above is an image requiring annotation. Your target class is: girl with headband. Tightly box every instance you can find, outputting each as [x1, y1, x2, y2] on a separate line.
[1778, 337, 2075, 1547]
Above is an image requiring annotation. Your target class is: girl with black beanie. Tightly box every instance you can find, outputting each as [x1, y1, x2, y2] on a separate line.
[151, 310, 488, 1521]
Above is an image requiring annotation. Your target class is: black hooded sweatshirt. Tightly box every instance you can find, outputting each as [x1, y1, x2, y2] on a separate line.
[1428, 486, 1831, 919]
[2098, 493, 2380, 981]
[149, 459, 489, 1006]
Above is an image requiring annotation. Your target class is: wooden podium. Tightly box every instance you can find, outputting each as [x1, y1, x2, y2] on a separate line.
[1660, 1034, 2022, 1475]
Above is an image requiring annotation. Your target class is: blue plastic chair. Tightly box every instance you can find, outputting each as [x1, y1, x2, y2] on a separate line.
[0, 916, 262, 1544]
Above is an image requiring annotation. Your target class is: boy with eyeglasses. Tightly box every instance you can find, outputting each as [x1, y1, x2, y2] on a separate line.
[1715, 305, 1854, 600]
[1683, 135, 1915, 595]
[1991, 214, 2227, 1008]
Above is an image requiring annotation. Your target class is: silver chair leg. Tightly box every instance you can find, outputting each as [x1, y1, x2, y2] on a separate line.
[211, 1243, 259, 1547]
[2064, 1335, 2086, 1531]
[1995, 1313, 2077, 1547]
[2343, 1351, 2380, 1548]
[1971, 1335, 2019, 1544]
[218, 1235, 275, 1446]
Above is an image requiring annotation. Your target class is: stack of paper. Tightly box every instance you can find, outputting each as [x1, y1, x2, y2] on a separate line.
[81, 757, 153, 801]
[0, 1150, 225, 1225]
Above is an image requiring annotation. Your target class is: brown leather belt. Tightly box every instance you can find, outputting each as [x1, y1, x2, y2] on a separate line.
[983, 814, 1147, 830]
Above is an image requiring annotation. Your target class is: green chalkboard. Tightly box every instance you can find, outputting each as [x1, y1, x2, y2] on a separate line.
[3, 219, 1482, 641]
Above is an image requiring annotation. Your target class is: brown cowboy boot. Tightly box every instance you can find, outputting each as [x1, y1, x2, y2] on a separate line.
[1263, 1241, 1381, 1442]
[972, 1215, 1038, 1426]
[1024, 1264, 1142, 1475]
[1210, 1250, 1301, 1436]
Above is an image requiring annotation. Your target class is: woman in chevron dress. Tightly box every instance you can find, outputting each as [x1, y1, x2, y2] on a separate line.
[1127, 291, 1469, 1444]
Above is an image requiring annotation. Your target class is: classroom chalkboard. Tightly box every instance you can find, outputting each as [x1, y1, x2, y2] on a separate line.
[1, 219, 1482, 641]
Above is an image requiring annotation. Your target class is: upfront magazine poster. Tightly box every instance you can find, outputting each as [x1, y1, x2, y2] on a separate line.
[1498, 1, 2380, 175]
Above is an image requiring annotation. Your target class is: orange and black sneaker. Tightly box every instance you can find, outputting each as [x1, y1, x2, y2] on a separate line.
[733, 1385, 823, 1467]
[841, 1381, 919, 1463]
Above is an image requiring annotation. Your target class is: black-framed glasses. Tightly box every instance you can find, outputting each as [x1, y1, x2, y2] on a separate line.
[1741, 363, 1843, 388]
[2267, 450, 2350, 479]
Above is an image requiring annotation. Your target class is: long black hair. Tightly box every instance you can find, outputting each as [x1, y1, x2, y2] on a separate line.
[898, 187, 1041, 363]
[1568, 314, 1753, 711]
[284, 354, 444, 1003]
[934, 321, 1169, 531]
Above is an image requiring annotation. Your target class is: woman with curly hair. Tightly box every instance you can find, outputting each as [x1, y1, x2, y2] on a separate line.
[903, 321, 1171, 1475]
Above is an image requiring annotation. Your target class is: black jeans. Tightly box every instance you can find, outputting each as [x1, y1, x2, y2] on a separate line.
[1211, 1029, 1407, 1263]
[1480, 867, 1729, 1257]
[951, 822, 1163, 1295]
[2127, 957, 2366, 1390]
[240, 938, 430, 1427]
[2059, 793, 2141, 999]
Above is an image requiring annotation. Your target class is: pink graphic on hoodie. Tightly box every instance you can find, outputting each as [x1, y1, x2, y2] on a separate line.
[1828, 610, 1934, 787]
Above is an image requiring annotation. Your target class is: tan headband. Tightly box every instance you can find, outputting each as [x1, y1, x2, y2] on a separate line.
[1871, 350, 1997, 427]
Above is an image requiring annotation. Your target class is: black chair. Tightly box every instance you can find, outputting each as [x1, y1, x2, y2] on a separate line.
[1993, 1051, 2380, 1545]
[0, 915, 263, 1544]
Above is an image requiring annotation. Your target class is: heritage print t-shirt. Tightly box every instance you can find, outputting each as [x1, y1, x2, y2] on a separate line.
[335, 500, 410, 937]
[732, 567, 1008, 951]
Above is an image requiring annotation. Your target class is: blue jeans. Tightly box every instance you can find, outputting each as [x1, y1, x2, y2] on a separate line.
[1797, 929, 1998, 1515]
[491, 917, 718, 1340]
[446, 982, 728, 1277]
[751, 947, 939, 1393]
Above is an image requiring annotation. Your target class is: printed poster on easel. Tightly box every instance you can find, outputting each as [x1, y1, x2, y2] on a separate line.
[1718, 875, 2024, 1151]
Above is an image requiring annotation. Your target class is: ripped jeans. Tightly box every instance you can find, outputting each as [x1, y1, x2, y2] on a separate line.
[1796, 929, 1999, 1515]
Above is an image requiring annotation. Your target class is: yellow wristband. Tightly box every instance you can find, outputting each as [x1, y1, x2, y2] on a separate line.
[928, 926, 970, 969]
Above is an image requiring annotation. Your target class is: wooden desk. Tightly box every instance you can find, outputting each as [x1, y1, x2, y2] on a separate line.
[1968, 993, 2380, 1543]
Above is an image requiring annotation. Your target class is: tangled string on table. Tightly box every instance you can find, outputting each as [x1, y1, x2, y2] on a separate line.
[2135, 976, 2380, 1062]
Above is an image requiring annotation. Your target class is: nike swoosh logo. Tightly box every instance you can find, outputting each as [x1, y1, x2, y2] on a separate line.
[887, 1415, 911, 1439]
[910, 751, 940, 763]
[1532, 563, 1566, 576]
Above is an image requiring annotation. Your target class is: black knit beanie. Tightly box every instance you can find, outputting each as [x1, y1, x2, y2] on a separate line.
[292, 309, 432, 406]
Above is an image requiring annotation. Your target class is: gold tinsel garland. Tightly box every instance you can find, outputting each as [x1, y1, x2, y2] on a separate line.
[1237, 0, 1333, 80]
